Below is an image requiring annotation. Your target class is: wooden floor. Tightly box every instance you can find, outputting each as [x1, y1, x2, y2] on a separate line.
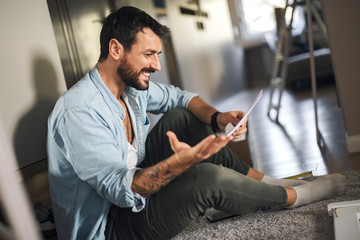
[214, 83, 360, 178]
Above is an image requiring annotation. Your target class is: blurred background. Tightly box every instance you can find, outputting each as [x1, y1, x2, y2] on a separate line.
[1, 0, 360, 238]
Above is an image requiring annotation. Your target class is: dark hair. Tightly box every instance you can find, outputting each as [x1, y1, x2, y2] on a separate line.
[98, 6, 170, 62]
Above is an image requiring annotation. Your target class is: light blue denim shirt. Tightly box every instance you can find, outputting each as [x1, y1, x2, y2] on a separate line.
[47, 65, 198, 240]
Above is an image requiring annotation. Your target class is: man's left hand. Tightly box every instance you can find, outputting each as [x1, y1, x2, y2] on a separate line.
[217, 111, 247, 139]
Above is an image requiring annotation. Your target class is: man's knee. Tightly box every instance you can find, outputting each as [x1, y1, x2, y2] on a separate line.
[163, 108, 194, 123]
[160, 108, 212, 140]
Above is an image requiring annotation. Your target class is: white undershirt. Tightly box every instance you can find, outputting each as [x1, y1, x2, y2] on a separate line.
[121, 92, 138, 170]
[127, 140, 137, 170]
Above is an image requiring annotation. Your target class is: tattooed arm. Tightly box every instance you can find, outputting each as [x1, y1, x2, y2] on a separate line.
[131, 131, 233, 197]
[131, 154, 186, 197]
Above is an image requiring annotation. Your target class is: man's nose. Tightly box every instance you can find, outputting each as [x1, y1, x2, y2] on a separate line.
[150, 55, 161, 71]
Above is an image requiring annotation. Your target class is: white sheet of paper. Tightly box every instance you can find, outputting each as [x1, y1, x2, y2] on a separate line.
[225, 89, 263, 137]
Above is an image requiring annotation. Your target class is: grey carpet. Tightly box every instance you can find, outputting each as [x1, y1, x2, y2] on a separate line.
[172, 171, 360, 240]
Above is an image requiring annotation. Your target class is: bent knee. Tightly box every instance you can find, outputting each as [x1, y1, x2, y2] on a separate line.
[163, 108, 193, 121]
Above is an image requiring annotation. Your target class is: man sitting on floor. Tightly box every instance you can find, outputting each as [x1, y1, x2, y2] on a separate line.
[47, 6, 346, 240]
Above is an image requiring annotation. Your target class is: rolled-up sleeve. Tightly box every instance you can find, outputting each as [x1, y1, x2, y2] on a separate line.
[57, 107, 146, 211]
[145, 82, 199, 114]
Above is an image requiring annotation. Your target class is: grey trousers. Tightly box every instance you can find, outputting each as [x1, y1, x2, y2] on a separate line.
[105, 108, 287, 239]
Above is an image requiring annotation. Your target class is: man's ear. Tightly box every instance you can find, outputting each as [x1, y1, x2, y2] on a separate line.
[108, 39, 124, 60]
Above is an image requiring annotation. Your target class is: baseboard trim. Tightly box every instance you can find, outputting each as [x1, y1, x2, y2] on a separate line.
[346, 135, 360, 153]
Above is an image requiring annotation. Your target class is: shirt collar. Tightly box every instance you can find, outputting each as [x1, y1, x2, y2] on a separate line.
[89, 64, 125, 114]
[90, 64, 140, 99]
[125, 86, 139, 98]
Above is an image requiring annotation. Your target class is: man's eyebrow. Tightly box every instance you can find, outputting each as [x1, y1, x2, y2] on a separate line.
[143, 50, 162, 55]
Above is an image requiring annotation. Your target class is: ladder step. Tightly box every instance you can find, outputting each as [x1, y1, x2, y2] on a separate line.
[270, 77, 282, 85]
[269, 104, 281, 110]
[275, 53, 285, 61]
[278, 29, 287, 35]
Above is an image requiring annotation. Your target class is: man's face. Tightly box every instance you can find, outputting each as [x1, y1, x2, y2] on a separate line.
[117, 28, 162, 90]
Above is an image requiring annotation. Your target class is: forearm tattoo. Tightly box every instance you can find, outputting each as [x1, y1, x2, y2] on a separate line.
[132, 161, 180, 197]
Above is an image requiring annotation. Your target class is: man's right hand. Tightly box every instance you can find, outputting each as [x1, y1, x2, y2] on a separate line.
[131, 131, 233, 197]
[166, 131, 233, 166]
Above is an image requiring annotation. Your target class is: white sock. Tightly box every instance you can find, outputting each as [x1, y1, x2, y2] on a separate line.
[288, 174, 346, 208]
[261, 175, 308, 187]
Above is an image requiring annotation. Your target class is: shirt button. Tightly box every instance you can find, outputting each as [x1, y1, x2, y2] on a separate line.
[115, 113, 120, 118]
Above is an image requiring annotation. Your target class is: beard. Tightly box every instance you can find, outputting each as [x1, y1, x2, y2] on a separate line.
[116, 57, 155, 90]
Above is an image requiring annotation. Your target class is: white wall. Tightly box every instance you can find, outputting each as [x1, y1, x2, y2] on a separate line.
[165, 0, 245, 103]
[322, 0, 360, 153]
[0, 0, 67, 169]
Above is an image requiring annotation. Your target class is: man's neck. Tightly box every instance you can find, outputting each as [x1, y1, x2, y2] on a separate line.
[97, 61, 125, 100]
